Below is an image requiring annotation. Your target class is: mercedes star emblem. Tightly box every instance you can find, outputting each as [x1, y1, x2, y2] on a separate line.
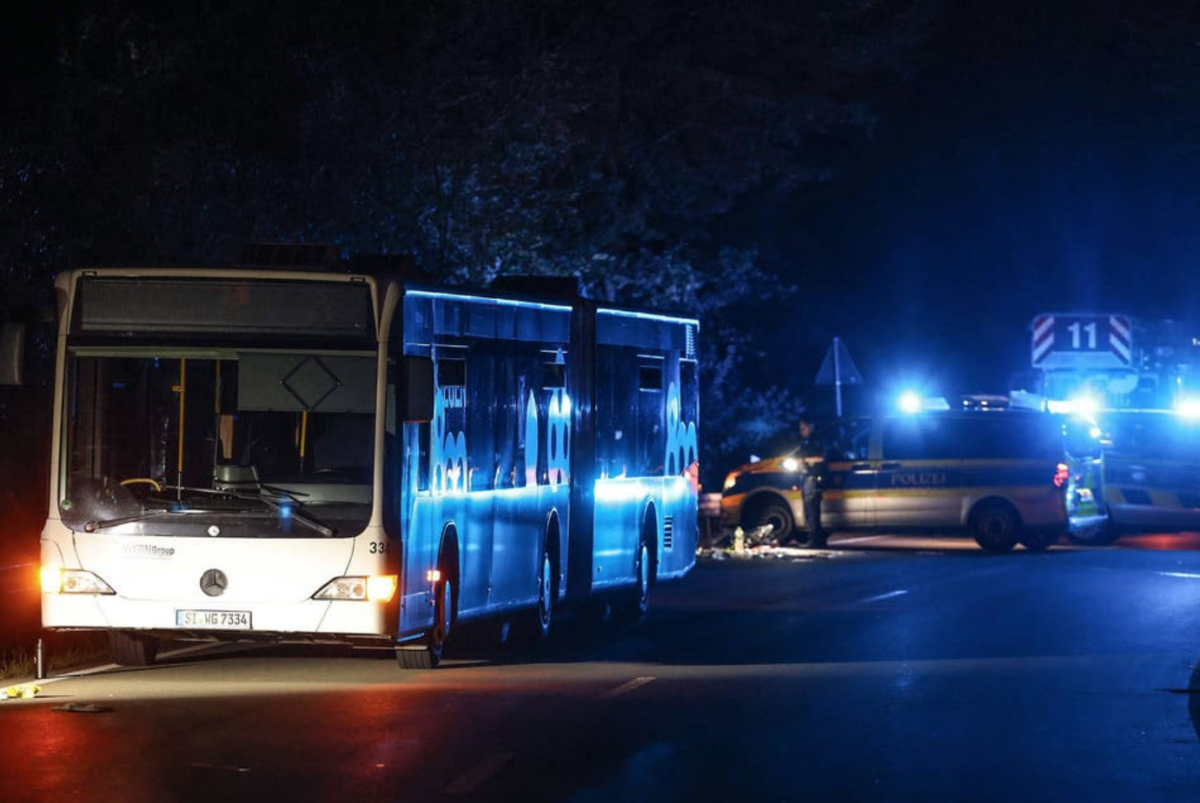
[200, 569, 228, 597]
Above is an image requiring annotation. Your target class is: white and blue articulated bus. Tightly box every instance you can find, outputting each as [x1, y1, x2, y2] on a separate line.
[32, 265, 700, 668]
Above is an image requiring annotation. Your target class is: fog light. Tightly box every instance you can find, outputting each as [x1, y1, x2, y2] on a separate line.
[367, 575, 398, 602]
[314, 575, 398, 602]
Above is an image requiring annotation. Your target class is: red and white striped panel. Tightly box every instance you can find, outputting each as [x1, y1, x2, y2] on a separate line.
[1032, 314, 1055, 365]
[1108, 315, 1131, 364]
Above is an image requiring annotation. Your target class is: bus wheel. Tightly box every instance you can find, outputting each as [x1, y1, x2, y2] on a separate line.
[396, 576, 453, 670]
[973, 503, 1019, 553]
[108, 630, 158, 667]
[614, 540, 651, 625]
[532, 548, 555, 640]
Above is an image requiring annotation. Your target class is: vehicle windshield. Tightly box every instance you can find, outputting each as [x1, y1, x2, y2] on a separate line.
[60, 350, 378, 537]
[1101, 412, 1200, 462]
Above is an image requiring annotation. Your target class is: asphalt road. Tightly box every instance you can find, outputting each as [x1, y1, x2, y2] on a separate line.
[4, 535, 1200, 802]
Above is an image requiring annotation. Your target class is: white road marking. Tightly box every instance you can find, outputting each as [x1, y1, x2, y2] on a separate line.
[600, 675, 656, 698]
[19, 641, 245, 687]
[832, 535, 892, 545]
[860, 589, 909, 604]
[191, 762, 250, 774]
[444, 752, 515, 794]
[1158, 571, 1200, 579]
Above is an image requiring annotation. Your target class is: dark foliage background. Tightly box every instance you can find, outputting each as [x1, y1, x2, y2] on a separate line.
[6, 1, 1200, 502]
[0, 0, 938, 493]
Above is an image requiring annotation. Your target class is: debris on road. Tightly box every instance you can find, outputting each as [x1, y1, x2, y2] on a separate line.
[698, 524, 839, 561]
[699, 544, 837, 561]
[52, 702, 113, 714]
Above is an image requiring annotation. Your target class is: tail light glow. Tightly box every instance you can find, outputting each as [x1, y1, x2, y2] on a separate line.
[1054, 462, 1070, 488]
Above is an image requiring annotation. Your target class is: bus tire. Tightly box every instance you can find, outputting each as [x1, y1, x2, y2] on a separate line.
[972, 502, 1019, 553]
[613, 538, 652, 625]
[108, 630, 158, 667]
[396, 573, 454, 670]
[530, 547, 555, 640]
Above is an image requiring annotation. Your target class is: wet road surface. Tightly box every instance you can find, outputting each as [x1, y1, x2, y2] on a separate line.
[3, 535, 1200, 802]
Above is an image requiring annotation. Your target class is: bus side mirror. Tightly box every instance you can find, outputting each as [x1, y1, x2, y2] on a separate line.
[402, 356, 434, 422]
[0, 321, 25, 387]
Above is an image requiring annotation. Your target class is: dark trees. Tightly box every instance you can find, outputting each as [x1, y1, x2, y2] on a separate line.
[0, 0, 936, 485]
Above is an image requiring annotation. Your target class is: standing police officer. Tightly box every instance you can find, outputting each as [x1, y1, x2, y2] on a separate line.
[798, 417, 828, 548]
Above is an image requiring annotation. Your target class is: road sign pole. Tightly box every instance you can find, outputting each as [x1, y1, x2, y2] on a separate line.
[833, 336, 843, 418]
[815, 336, 862, 418]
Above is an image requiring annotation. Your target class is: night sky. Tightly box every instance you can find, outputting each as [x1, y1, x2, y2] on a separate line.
[771, 3, 1200, 409]
[5, 3, 1200, 423]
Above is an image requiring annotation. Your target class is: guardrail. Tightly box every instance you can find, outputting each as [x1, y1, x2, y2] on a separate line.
[699, 493, 723, 546]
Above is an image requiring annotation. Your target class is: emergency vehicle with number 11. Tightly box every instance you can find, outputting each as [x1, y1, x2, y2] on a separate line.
[1012, 312, 1200, 543]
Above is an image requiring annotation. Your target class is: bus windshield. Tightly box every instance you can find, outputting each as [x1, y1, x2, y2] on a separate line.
[60, 349, 378, 538]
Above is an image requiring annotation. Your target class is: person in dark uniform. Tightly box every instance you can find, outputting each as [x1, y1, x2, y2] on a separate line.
[797, 417, 829, 548]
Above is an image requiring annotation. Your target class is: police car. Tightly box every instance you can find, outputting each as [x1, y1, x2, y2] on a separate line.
[720, 410, 1084, 553]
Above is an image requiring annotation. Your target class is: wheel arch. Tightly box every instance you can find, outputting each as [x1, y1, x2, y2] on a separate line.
[543, 508, 563, 599]
[436, 522, 461, 625]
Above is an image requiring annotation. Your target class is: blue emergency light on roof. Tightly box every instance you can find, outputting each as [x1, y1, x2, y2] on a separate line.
[1175, 397, 1200, 419]
[897, 391, 950, 414]
[1070, 394, 1100, 418]
[1048, 394, 1101, 418]
[898, 391, 923, 414]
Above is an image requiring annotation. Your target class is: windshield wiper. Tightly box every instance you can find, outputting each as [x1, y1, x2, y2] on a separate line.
[83, 507, 201, 533]
[164, 485, 337, 537]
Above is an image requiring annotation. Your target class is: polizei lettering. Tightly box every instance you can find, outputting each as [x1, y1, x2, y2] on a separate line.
[890, 472, 948, 487]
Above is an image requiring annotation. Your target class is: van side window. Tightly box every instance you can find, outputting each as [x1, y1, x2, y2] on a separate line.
[881, 418, 961, 460]
[975, 418, 1060, 459]
[963, 420, 1010, 459]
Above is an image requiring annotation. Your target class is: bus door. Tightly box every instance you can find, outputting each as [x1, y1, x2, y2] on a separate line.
[388, 341, 438, 638]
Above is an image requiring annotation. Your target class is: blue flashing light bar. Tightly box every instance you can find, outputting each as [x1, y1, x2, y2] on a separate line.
[896, 391, 949, 414]
[1046, 395, 1101, 418]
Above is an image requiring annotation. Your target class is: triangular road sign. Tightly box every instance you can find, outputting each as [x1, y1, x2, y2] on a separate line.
[815, 337, 862, 386]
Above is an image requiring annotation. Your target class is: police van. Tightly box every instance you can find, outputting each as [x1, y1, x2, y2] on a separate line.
[720, 410, 1084, 553]
[1066, 410, 1200, 544]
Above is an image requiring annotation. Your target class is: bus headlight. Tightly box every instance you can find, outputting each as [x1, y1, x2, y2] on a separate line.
[42, 567, 116, 595]
[781, 457, 800, 472]
[314, 575, 398, 603]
